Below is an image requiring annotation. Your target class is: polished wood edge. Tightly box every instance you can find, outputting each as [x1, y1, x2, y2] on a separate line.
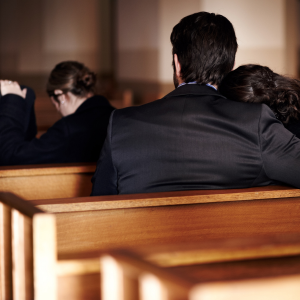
[0, 193, 43, 217]
[32, 188, 300, 213]
[103, 250, 196, 287]
[56, 259, 100, 276]
[0, 163, 96, 177]
[30, 185, 298, 204]
[57, 234, 300, 266]
[146, 244, 300, 267]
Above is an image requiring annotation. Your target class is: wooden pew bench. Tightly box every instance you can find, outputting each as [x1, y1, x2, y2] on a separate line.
[100, 250, 300, 300]
[57, 249, 300, 300]
[2, 191, 300, 300]
[0, 162, 96, 200]
[28, 185, 300, 258]
[0, 192, 56, 300]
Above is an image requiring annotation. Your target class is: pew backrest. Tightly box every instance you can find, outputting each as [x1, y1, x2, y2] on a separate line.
[31, 185, 300, 213]
[28, 186, 300, 259]
[0, 162, 96, 200]
[0, 192, 56, 300]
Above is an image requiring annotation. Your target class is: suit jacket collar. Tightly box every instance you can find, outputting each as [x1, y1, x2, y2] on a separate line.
[163, 84, 227, 100]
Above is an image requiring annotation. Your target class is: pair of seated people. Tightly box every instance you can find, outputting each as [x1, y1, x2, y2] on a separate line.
[1, 12, 300, 194]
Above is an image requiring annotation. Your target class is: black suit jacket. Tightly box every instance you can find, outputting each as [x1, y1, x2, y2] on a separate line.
[91, 84, 300, 195]
[0, 94, 114, 165]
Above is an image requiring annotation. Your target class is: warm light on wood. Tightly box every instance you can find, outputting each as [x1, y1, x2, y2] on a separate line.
[139, 273, 168, 300]
[0, 202, 12, 300]
[35, 186, 300, 213]
[33, 213, 57, 300]
[56, 259, 100, 276]
[189, 274, 300, 300]
[101, 255, 125, 300]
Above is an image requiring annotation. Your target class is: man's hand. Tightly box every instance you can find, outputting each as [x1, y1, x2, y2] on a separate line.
[0, 80, 27, 98]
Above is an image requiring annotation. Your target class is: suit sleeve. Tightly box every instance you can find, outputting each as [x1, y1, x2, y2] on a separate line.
[91, 111, 118, 195]
[260, 104, 300, 188]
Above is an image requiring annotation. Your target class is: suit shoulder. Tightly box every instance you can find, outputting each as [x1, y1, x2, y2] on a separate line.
[113, 98, 166, 118]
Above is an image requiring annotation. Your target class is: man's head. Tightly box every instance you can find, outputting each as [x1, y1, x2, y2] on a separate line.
[171, 12, 238, 88]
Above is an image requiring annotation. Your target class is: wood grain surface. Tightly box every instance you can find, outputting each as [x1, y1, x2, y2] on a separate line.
[55, 197, 300, 257]
[171, 255, 300, 283]
[31, 185, 300, 213]
[0, 163, 96, 200]
[0, 162, 96, 177]
[135, 234, 300, 266]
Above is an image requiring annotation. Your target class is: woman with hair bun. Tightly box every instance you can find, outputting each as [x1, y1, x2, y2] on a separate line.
[219, 64, 300, 138]
[0, 61, 114, 165]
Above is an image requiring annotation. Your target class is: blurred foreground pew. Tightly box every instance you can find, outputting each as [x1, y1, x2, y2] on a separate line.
[28, 185, 300, 257]
[0, 192, 56, 300]
[0, 163, 96, 200]
[101, 250, 300, 300]
[2, 192, 300, 300]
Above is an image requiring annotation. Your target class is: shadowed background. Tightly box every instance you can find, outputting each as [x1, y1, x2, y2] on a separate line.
[0, 0, 299, 129]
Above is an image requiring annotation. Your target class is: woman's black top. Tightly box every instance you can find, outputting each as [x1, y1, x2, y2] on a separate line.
[0, 93, 114, 165]
[286, 121, 300, 139]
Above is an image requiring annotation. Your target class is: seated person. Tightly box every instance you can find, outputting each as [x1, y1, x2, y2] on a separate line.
[91, 12, 300, 196]
[218, 64, 300, 138]
[0, 61, 114, 165]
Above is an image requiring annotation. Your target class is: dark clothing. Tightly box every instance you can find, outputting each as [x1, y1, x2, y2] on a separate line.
[0, 94, 114, 165]
[0, 85, 37, 140]
[91, 84, 300, 195]
[286, 121, 300, 139]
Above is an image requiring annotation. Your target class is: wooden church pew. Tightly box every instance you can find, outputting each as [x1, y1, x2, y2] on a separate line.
[2, 191, 300, 300]
[0, 192, 56, 300]
[31, 185, 300, 213]
[0, 162, 96, 200]
[54, 242, 300, 300]
[1, 191, 189, 300]
[60, 250, 300, 300]
[0, 191, 104, 300]
[100, 251, 194, 300]
[27, 185, 300, 258]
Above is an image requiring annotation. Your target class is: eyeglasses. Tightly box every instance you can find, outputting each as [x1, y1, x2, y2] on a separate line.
[48, 90, 69, 102]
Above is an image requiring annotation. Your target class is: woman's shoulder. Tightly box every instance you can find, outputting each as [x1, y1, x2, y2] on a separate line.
[285, 121, 300, 139]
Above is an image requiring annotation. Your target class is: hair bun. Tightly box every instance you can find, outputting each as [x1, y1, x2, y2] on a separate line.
[78, 72, 95, 88]
[47, 61, 97, 98]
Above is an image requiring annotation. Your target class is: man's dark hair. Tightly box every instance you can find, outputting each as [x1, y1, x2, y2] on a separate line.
[171, 12, 238, 87]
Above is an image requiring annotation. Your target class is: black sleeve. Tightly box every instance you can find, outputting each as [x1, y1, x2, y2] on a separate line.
[91, 111, 118, 195]
[260, 104, 300, 188]
[21, 86, 37, 140]
[0, 94, 69, 165]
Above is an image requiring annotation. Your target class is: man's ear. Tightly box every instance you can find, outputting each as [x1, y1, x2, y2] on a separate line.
[174, 54, 181, 78]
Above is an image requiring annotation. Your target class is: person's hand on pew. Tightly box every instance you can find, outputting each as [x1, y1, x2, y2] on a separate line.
[0, 80, 27, 98]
